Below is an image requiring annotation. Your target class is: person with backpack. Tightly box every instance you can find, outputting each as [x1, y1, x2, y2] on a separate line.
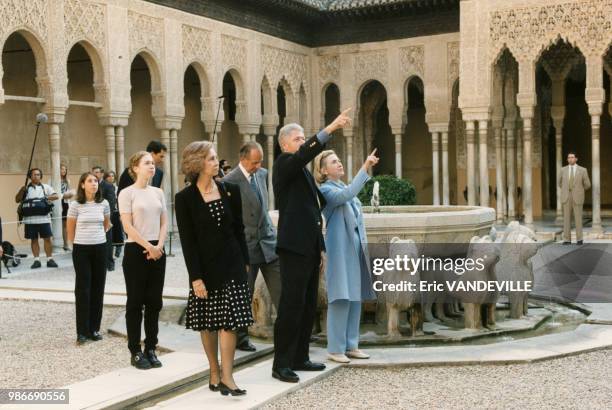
[15, 168, 59, 269]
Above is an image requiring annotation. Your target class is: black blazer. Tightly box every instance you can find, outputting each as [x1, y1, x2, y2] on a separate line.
[175, 181, 250, 289]
[273, 134, 327, 257]
[99, 180, 117, 212]
[117, 167, 163, 196]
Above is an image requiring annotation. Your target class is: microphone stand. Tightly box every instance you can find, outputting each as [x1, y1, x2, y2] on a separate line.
[18, 119, 44, 226]
[211, 96, 224, 144]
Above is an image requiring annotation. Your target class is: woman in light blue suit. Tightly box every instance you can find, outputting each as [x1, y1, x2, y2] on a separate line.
[314, 149, 379, 363]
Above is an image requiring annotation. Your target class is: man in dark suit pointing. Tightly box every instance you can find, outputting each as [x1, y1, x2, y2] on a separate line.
[272, 108, 352, 383]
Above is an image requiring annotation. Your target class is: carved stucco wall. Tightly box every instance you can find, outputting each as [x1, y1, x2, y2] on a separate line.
[489, 0, 612, 63]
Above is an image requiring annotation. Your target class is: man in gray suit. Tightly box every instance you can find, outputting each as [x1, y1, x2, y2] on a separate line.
[223, 141, 281, 351]
[558, 151, 591, 245]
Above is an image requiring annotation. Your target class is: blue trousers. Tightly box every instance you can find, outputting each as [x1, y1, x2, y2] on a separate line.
[327, 300, 361, 354]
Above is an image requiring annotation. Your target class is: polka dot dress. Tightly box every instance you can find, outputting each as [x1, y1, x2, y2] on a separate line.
[207, 198, 224, 227]
[185, 279, 253, 331]
[185, 198, 253, 331]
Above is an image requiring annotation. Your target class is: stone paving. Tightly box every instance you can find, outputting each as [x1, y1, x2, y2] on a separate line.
[0, 300, 127, 390]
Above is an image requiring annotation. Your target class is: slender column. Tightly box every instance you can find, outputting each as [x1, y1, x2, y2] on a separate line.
[242, 133, 250, 144]
[170, 129, 179, 231]
[251, 134, 257, 142]
[478, 120, 490, 207]
[431, 132, 440, 205]
[494, 124, 504, 222]
[591, 113, 602, 233]
[48, 122, 62, 247]
[441, 131, 449, 205]
[104, 125, 116, 173]
[506, 125, 516, 219]
[521, 115, 533, 226]
[160, 129, 172, 218]
[266, 135, 275, 210]
[115, 126, 125, 173]
[395, 134, 402, 179]
[465, 120, 476, 205]
[552, 117, 564, 223]
[346, 134, 354, 180]
[170, 129, 179, 196]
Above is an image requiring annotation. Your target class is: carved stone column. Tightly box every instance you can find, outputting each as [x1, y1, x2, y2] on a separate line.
[48, 120, 63, 247]
[550, 108, 565, 224]
[465, 120, 476, 206]
[104, 126, 116, 173]
[159, 128, 172, 217]
[345, 130, 354, 180]
[478, 120, 490, 207]
[441, 131, 449, 205]
[505, 121, 517, 220]
[588, 102, 603, 235]
[394, 134, 402, 179]
[431, 132, 440, 205]
[493, 121, 504, 222]
[266, 134, 275, 210]
[115, 126, 125, 174]
[519, 105, 534, 227]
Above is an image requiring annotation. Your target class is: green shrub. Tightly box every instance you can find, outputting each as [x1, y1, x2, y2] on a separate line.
[357, 174, 416, 206]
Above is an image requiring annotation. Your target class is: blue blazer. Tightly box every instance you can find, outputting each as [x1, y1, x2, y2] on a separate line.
[320, 169, 376, 303]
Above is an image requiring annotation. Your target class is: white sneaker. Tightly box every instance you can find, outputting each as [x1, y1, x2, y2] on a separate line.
[327, 353, 351, 363]
[346, 349, 370, 359]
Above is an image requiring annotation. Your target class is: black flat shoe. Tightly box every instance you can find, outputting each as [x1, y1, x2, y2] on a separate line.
[218, 381, 246, 396]
[292, 361, 326, 371]
[89, 331, 103, 341]
[237, 340, 256, 352]
[76, 334, 88, 345]
[131, 352, 152, 370]
[209, 383, 220, 392]
[146, 350, 162, 368]
[272, 367, 299, 383]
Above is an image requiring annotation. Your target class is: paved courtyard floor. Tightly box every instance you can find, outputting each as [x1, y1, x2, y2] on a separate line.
[263, 350, 612, 409]
[0, 300, 126, 389]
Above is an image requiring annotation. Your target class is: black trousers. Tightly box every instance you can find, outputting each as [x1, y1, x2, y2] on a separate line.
[106, 230, 114, 269]
[73, 243, 107, 336]
[273, 250, 320, 369]
[122, 241, 166, 354]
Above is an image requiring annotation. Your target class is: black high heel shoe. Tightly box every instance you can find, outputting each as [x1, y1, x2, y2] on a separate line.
[218, 381, 246, 396]
[209, 383, 219, 392]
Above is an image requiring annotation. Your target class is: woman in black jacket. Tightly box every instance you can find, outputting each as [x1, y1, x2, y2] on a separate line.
[175, 141, 252, 397]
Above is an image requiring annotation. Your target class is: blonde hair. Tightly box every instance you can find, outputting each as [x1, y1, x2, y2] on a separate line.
[128, 151, 152, 180]
[182, 140, 214, 183]
[313, 150, 336, 184]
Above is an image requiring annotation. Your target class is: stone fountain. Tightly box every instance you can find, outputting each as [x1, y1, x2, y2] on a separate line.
[248, 188, 585, 346]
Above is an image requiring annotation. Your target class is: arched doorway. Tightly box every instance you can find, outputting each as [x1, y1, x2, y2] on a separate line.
[220, 71, 242, 166]
[403, 76, 430, 204]
[357, 80, 391, 177]
[64, 42, 105, 173]
[125, 53, 161, 158]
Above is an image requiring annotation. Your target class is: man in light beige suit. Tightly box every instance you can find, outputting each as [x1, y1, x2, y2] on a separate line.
[558, 152, 591, 245]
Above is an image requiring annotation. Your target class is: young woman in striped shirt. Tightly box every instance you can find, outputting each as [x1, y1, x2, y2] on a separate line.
[66, 172, 111, 345]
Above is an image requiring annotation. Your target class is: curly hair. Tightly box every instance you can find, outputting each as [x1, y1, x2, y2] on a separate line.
[313, 150, 336, 184]
[127, 151, 152, 181]
[182, 141, 214, 183]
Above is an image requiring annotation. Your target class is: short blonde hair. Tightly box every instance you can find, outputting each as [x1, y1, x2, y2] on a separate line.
[182, 140, 214, 183]
[313, 150, 336, 184]
[128, 151, 152, 180]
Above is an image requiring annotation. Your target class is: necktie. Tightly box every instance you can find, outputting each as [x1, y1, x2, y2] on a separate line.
[250, 173, 262, 205]
[569, 167, 574, 190]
